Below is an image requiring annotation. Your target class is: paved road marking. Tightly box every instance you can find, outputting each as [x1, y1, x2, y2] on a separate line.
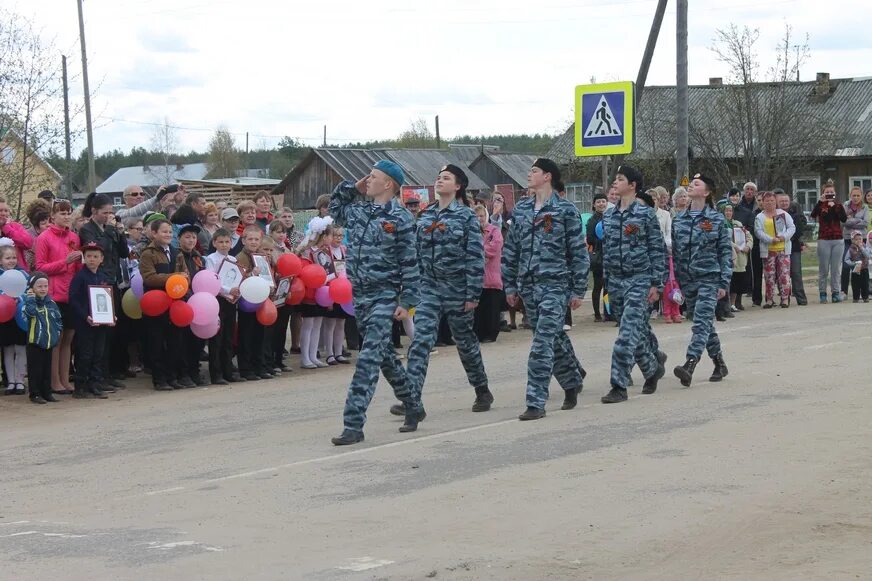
[336, 557, 395, 572]
[804, 341, 847, 350]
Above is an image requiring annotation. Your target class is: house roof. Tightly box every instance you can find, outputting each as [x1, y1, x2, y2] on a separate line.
[548, 76, 872, 163]
[273, 147, 488, 193]
[0, 128, 62, 182]
[448, 144, 500, 165]
[180, 177, 280, 187]
[95, 162, 209, 194]
[470, 152, 538, 186]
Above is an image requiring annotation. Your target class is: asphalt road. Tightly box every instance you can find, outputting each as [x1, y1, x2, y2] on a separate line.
[1, 302, 870, 580]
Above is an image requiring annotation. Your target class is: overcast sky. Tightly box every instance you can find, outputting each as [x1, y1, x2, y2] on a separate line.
[8, 0, 872, 155]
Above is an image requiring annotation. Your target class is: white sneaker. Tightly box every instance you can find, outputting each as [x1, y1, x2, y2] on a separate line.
[730, 305, 738, 312]
[562, 324, 572, 331]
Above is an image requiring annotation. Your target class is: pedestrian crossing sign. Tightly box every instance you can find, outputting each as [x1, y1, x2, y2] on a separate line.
[574, 81, 635, 157]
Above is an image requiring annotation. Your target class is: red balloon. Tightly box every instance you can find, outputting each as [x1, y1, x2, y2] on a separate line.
[288, 278, 306, 305]
[169, 300, 195, 327]
[0, 295, 15, 323]
[328, 277, 353, 304]
[140, 290, 172, 317]
[300, 264, 327, 289]
[256, 301, 278, 325]
[299, 257, 312, 267]
[276, 253, 302, 278]
[304, 286, 316, 301]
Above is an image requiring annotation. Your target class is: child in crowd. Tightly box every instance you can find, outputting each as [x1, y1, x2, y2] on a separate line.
[235, 225, 273, 380]
[68, 241, 114, 399]
[257, 235, 283, 375]
[844, 230, 871, 303]
[176, 223, 208, 385]
[323, 226, 349, 365]
[205, 228, 241, 384]
[21, 272, 62, 404]
[297, 217, 335, 369]
[139, 219, 181, 391]
[0, 240, 27, 395]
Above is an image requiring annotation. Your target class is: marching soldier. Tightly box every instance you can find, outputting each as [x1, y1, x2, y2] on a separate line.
[329, 160, 422, 445]
[671, 173, 732, 386]
[601, 166, 667, 403]
[397, 164, 492, 418]
[502, 158, 589, 420]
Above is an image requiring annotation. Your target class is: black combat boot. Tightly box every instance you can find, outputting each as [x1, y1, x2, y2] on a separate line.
[518, 407, 546, 421]
[561, 386, 580, 410]
[331, 429, 364, 446]
[472, 386, 494, 412]
[709, 354, 728, 382]
[673, 356, 698, 387]
[642, 359, 667, 394]
[390, 402, 426, 421]
[399, 403, 420, 433]
[601, 385, 628, 404]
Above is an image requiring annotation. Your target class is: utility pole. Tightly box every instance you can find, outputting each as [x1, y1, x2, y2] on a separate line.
[609, 0, 669, 176]
[62, 55, 72, 199]
[435, 115, 441, 149]
[323, 125, 327, 147]
[245, 131, 249, 172]
[76, 0, 96, 193]
[676, 0, 689, 186]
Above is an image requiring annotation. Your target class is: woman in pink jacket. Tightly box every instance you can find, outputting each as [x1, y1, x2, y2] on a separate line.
[473, 204, 504, 343]
[35, 200, 82, 393]
[0, 197, 33, 272]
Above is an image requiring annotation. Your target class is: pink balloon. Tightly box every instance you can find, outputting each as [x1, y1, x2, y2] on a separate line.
[190, 319, 220, 339]
[188, 292, 220, 326]
[131, 271, 144, 299]
[315, 286, 333, 307]
[191, 270, 221, 296]
[340, 301, 355, 316]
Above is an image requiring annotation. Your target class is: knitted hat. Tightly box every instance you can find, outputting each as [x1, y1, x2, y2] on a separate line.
[144, 211, 167, 225]
[27, 271, 48, 290]
[373, 160, 405, 187]
[80, 241, 104, 254]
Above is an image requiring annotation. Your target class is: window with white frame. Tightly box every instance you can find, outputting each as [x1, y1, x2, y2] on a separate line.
[1, 147, 14, 165]
[565, 182, 594, 213]
[849, 176, 872, 194]
[792, 176, 820, 213]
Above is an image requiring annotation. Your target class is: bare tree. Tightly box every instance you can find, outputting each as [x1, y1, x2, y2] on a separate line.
[206, 126, 241, 178]
[148, 117, 180, 185]
[691, 24, 838, 190]
[0, 10, 75, 218]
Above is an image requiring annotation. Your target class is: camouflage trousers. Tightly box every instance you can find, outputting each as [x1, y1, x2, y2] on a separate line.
[681, 278, 722, 360]
[342, 291, 415, 433]
[406, 290, 488, 403]
[518, 284, 584, 410]
[608, 276, 660, 389]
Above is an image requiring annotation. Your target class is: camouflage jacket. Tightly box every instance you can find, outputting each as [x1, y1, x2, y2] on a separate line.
[502, 191, 589, 299]
[602, 199, 666, 290]
[329, 181, 421, 309]
[416, 199, 484, 303]
[671, 205, 733, 290]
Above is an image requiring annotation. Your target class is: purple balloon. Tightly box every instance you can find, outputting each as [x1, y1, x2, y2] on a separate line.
[238, 298, 261, 312]
[340, 301, 355, 316]
[315, 286, 333, 308]
[190, 319, 220, 339]
[131, 271, 144, 299]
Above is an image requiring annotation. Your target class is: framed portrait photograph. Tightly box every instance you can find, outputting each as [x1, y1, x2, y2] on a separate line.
[273, 276, 291, 307]
[732, 227, 746, 247]
[253, 254, 275, 288]
[88, 285, 115, 325]
[217, 257, 244, 296]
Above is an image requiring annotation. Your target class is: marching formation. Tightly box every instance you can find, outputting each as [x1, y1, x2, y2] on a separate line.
[329, 158, 734, 446]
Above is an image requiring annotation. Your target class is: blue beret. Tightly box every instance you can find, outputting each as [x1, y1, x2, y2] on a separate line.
[373, 160, 405, 187]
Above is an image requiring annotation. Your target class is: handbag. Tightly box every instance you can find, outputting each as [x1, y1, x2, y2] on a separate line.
[666, 256, 684, 305]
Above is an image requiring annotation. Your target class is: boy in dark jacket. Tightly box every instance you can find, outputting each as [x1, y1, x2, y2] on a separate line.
[21, 272, 63, 404]
[69, 241, 114, 399]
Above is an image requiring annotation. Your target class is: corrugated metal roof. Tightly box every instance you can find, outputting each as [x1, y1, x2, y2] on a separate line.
[448, 144, 500, 165]
[181, 177, 281, 187]
[383, 149, 488, 190]
[548, 77, 872, 163]
[96, 163, 209, 193]
[473, 152, 538, 186]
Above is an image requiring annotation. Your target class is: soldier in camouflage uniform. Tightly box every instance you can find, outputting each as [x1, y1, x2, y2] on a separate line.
[502, 158, 589, 421]
[328, 160, 422, 446]
[396, 164, 492, 417]
[672, 173, 732, 386]
[601, 166, 668, 404]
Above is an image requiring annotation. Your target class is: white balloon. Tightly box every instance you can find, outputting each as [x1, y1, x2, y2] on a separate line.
[239, 276, 270, 304]
[0, 269, 28, 297]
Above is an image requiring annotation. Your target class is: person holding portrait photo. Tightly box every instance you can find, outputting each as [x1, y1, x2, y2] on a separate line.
[205, 228, 242, 385]
[68, 241, 114, 399]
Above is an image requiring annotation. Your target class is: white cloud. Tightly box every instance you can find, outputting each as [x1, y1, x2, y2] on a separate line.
[7, 0, 871, 154]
